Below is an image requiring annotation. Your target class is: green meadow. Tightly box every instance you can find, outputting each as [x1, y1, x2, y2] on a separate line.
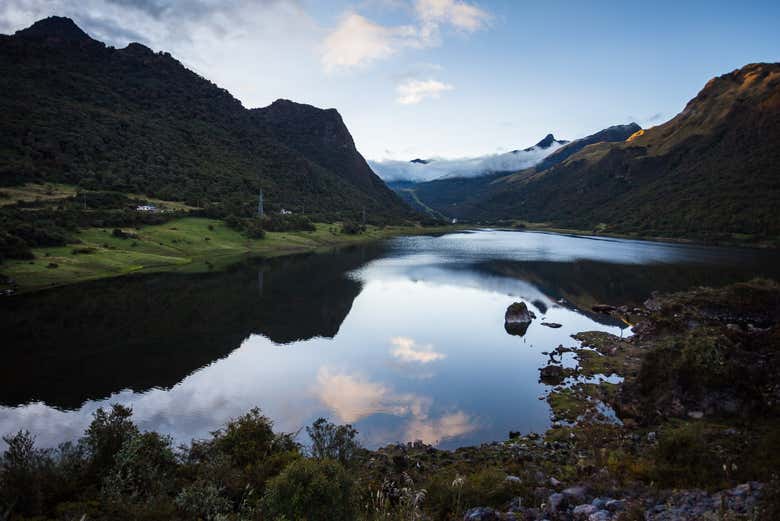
[1, 217, 461, 292]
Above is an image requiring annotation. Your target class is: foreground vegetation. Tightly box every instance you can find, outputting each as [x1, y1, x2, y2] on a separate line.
[2, 280, 779, 520]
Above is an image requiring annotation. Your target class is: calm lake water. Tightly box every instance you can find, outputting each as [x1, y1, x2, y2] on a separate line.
[2, 230, 779, 449]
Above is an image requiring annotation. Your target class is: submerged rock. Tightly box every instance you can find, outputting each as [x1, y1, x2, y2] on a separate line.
[505, 302, 536, 336]
[541, 322, 563, 328]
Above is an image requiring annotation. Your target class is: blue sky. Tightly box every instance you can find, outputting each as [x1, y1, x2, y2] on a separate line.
[2, 0, 778, 160]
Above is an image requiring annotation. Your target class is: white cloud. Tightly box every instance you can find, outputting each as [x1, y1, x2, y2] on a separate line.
[369, 138, 566, 182]
[397, 78, 453, 104]
[415, 0, 490, 32]
[322, 0, 489, 71]
[322, 13, 417, 71]
[390, 336, 446, 363]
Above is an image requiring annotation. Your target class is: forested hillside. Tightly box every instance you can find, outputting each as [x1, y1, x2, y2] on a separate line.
[0, 17, 410, 221]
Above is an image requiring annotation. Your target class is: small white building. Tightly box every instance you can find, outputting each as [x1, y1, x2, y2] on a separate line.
[279, 208, 293, 215]
[136, 204, 158, 212]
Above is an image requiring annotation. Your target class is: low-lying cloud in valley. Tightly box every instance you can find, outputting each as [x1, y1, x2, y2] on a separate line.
[369, 138, 565, 182]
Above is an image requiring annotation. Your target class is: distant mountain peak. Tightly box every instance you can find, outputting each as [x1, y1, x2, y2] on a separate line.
[517, 133, 567, 153]
[15, 16, 93, 43]
[534, 133, 558, 149]
[410, 158, 430, 164]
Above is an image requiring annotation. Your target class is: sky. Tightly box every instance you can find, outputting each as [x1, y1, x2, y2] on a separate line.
[1, 0, 779, 162]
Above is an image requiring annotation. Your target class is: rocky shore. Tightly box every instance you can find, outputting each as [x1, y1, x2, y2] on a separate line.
[359, 279, 780, 520]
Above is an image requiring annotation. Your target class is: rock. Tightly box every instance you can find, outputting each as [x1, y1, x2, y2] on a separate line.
[605, 499, 625, 512]
[588, 510, 611, 521]
[505, 475, 522, 484]
[463, 507, 500, 521]
[592, 304, 617, 313]
[539, 365, 565, 385]
[541, 322, 562, 328]
[591, 498, 607, 509]
[729, 483, 751, 497]
[549, 477, 562, 487]
[505, 302, 536, 336]
[547, 492, 566, 513]
[573, 503, 598, 518]
[562, 486, 588, 502]
[687, 410, 704, 419]
[646, 431, 657, 442]
[508, 497, 524, 513]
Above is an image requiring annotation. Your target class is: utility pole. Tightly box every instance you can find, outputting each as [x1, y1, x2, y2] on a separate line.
[257, 188, 264, 218]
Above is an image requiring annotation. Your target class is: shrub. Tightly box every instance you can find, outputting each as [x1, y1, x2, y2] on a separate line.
[102, 431, 177, 502]
[0, 430, 53, 516]
[84, 404, 139, 478]
[340, 220, 365, 235]
[263, 459, 354, 521]
[425, 467, 523, 519]
[262, 214, 316, 232]
[175, 481, 232, 521]
[208, 408, 300, 493]
[306, 417, 361, 465]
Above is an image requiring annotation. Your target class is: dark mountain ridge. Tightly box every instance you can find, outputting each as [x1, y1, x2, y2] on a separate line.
[0, 16, 409, 222]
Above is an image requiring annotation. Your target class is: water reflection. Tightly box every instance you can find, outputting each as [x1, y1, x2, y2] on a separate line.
[1, 230, 778, 449]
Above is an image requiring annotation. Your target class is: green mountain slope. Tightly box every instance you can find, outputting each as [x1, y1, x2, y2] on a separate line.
[393, 127, 639, 221]
[0, 17, 410, 222]
[461, 63, 780, 241]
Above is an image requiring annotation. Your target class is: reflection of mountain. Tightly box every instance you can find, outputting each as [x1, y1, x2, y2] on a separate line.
[477, 259, 780, 312]
[0, 244, 384, 409]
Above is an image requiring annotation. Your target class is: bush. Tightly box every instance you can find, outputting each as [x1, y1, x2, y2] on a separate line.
[207, 408, 300, 494]
[175, 481, 233, 521]
[306, 417, 361, 465]
[102, 431, 177, 502]
[225, 215, 266, 239]
[0, 430, 52, 516]
[84, 404, 139, 478]
[263, 459, 354, 521]
[340, 220, 365, 235]
[262, 213, 316, 232]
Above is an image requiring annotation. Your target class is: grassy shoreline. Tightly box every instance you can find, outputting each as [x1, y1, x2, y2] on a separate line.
[510, 221, 780, 249]
[0, 217, 467, 293]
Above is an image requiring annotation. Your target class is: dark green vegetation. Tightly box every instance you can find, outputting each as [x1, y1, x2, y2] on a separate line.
[0, 17, 412, 261]
[394, 64, 780, 244]
[3, 280, 779, 520]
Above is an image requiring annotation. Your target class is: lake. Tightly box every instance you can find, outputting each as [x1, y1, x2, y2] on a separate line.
[2, 229, 779, 450]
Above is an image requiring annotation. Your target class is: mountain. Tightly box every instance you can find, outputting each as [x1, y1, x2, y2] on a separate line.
[459, 63, 780, 240]
[389, 127, 633, 221]
[371, 133, 566, 183]
[532, 123, 640, 172]
[0, 17, 409, 222]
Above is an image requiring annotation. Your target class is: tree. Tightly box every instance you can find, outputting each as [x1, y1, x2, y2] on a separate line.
[306, 417, 360, 465]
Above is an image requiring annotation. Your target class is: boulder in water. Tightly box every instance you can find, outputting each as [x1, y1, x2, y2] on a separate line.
[505, 302, 536, 336]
